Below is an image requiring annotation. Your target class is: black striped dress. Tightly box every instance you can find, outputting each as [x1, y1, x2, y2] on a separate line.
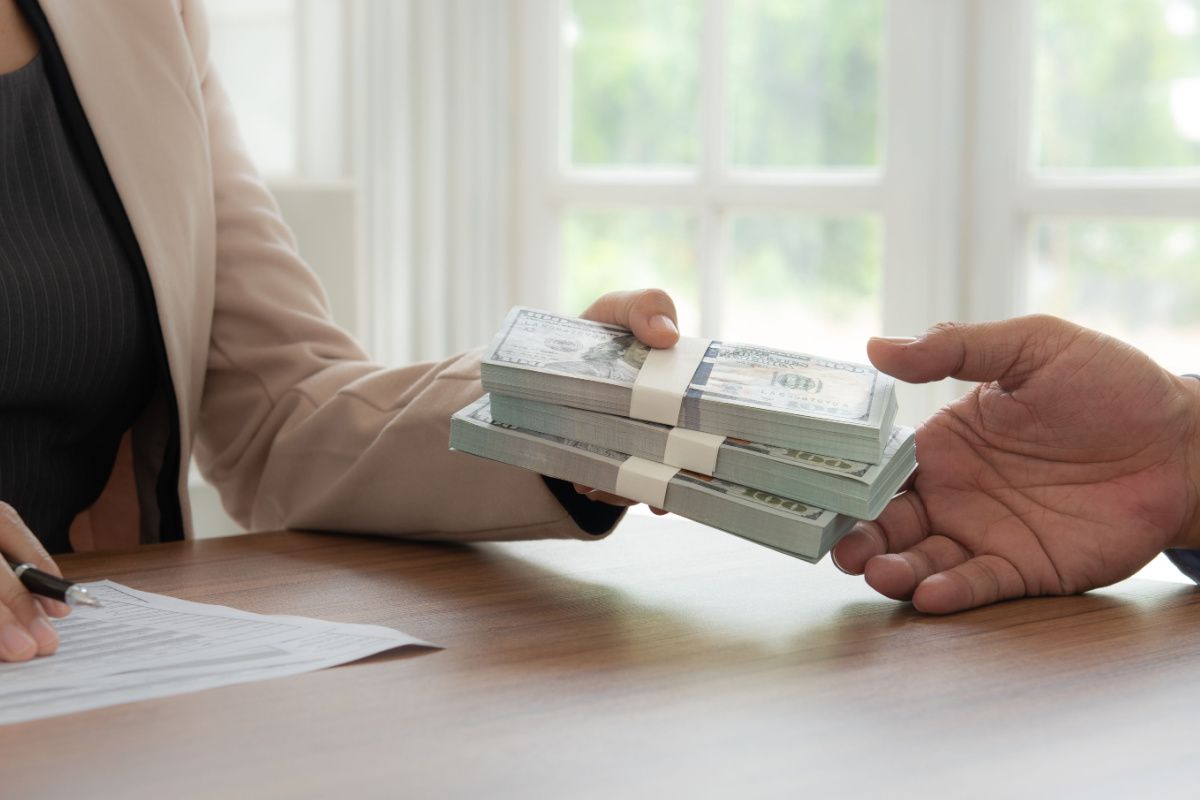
[0, 52, 156, 554]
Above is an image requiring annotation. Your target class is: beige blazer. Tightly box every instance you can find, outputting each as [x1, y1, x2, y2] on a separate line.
[38, 0, 600, 549]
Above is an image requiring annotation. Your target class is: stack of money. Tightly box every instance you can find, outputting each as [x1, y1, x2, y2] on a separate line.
[487, 393, 915, 520]
[450, 307, 917, 563]
[450, 398, 858, 563]
[479, 308, 898, 462]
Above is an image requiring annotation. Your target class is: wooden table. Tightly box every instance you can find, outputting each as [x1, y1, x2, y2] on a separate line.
[2, 513, 1199, 799]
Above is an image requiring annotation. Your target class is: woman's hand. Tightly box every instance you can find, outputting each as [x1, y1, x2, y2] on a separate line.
[831, 315, 1200, 614]
[0, 504, 67, 661]
[572, 288, 679, 513]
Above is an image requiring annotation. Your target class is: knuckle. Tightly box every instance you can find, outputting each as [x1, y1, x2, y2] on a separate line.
[637, 287, 675, 312]
[1026, 313, 1064, 329]
[926, 321, 965, 338]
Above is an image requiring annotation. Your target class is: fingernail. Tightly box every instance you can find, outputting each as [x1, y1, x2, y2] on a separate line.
[35, 597, 70, 617]
[29, 617, 58, 650]
[830, 547, 849, 575]
[872, 336, 917, 345]
[0, 624, 36, 659]
[649, 314, 678, 335]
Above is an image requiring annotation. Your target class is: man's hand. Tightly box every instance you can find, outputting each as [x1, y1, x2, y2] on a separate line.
[572, 289, 679, 513]
[831, 315, 1200, 614]
[0, 504, 67, 661]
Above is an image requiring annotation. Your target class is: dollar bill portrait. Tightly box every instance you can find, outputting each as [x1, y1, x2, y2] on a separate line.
[544, 334, 649, 383]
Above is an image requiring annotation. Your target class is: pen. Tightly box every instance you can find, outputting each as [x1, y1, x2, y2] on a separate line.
[4, 556, 102, 608]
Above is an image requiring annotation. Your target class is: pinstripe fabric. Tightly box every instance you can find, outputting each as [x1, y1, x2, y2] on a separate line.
[0, 53, 155, 554]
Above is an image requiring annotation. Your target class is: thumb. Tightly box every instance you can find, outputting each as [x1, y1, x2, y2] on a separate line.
[580, 289, 680, 349]
[866, 315, 1075, 386]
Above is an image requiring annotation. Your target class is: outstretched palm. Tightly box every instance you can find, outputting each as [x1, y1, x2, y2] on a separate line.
[832, 316, 1200, 614]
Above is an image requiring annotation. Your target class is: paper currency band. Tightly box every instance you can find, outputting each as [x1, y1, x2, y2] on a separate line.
[614, 456, 679, 509]
[662, 427, 724, 476]
[629, 336, 713, 426]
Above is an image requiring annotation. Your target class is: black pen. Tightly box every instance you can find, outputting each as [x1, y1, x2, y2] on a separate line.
[4, 556, 102, 608]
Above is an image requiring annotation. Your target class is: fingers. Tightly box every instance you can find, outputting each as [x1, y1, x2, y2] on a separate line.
[910, 555, 1028, 614]
[830, 489, 1028, 614]
[573, 483, 666, 514]
[861, 544, 1027, 614]
[579, 289, 680, 349]
[573, 483, 637, 507]
[830, 491, 931, 575]
[830, 521, 886, 575]
[36, 596, 71, 618]
[861, 535, 971, 601]
[0, 503, 68, 618]
[0, 504, 63, 661]
[0, 566, 60, 660]
[866, 315, 1075, 387]
[829, 490, 1029, 613]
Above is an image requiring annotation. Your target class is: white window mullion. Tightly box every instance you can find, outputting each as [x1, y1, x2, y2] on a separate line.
[698, 0, 728, 335]
[882, 0, 970, 420]
[483, 0, 514, 334]
[514, 0, 561, 314]
[552, 175, 882, 211]
[965, 0, 1034, 324]
[698, 206, 726, 337]
[416, 1, 450, 360]
[1024, 180, 1200, 218]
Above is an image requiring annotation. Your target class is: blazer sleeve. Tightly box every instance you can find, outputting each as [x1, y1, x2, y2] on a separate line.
[182, 0, 620, 542]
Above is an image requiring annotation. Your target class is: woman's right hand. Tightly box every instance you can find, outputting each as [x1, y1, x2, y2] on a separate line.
[0, 504, 67, 661]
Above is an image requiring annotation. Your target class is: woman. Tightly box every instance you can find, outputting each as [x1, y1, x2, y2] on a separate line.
[0, 0, 681, 662]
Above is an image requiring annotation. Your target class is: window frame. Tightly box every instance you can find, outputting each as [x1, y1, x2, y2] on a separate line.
[968, 0, 1200, 323]
[514, 0, 969, 421]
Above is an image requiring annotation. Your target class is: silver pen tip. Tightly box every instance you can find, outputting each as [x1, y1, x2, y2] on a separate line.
[65, 586, 101, 608]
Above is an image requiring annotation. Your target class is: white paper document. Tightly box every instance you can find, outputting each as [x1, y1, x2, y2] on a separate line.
[0, 581, 434, 726]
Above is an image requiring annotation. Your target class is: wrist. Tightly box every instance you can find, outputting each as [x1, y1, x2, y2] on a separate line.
[1176, 374, 1200, 551]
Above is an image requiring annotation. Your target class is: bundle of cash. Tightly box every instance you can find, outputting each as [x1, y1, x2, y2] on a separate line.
[487, 393, 916, 520]
[450, 397, 858, 563]
[481, 307, 897, 463]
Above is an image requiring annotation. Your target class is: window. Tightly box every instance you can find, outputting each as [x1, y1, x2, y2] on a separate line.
[210, 1, 1200, 424]
[1024, 0, 1200, 375]
[555, 0, 887, 361]
[517, 0, 1200, 425]
[516, 0, 959, 424]
[967, 0, 1200, 379]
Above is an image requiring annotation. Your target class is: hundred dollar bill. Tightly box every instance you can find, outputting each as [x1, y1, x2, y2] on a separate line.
[488, 393, 917, 519]
[450, 396, 858, 563]
[481, 307, 898, 463]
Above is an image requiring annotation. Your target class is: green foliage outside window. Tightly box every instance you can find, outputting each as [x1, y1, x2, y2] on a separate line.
[728, 216, 881, 319]
[1034, 220, 1200, 327]
[729, 0, 882, 168]
[1035, 1, 1200, 328]
[1037, 0, 1200, 169]
[569, 0, 701, 166]
[562, 211, 700, 317]
[563, 0, 884, 322]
